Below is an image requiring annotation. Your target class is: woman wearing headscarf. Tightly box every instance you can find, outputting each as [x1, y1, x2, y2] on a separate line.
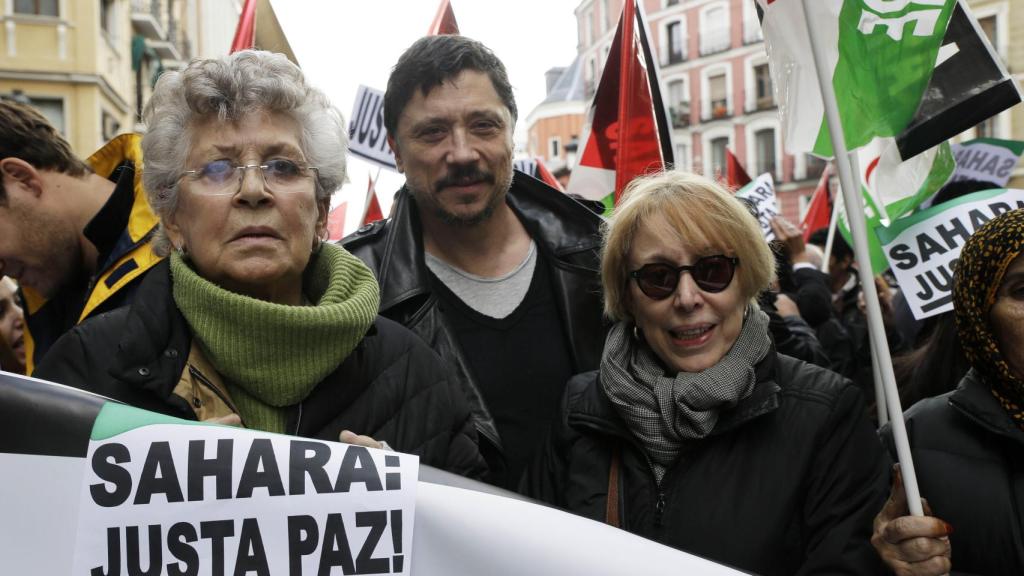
[873, 208, 1024, 575]
[526, 171, 888, 575]
[34, 50, 485, 478]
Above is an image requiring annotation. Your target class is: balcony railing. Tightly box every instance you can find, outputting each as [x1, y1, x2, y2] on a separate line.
[131, 0, 166, 40]
[664, 47, 687, 67]
[670, 105, 691, 129]
[746, 96, 777, 113]
[701, 103, 732, 123]
[699, 29, 731, 56]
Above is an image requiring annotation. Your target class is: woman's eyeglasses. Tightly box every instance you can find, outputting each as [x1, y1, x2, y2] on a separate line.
[180, 159, 319, 196]
[629, 255, 740, 299]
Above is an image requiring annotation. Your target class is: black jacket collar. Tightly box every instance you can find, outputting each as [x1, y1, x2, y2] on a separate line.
[949, 368, 1024, 446]
[375, 170, 604, 312]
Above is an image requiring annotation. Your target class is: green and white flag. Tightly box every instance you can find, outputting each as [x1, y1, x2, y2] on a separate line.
[760, 0, 956, 159]
[837, 141, 955, 273]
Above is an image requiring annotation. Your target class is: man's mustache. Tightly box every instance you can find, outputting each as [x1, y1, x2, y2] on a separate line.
[435, 166, 495, 189]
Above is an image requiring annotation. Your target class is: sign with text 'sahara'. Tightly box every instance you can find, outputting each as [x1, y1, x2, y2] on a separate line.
[734, 172, 780, 242]
[877, 188, 1024, 320]
[73, 403, 417, 576]
[349, 85, 397, 171]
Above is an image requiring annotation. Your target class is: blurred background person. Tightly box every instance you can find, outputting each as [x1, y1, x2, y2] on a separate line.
[0, 276, 25, 374]
[873, 208, 1024, 575]
[528, 171, 887, 575]
[0, 102, 158, 374]
[35, 50, 485, 478]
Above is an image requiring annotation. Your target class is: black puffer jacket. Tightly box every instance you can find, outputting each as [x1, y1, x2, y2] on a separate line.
[527, 352, 888, 575]
[882, 369, 1024, 575]
[342, 171, 606, 477]
[34, 260, 487, 479]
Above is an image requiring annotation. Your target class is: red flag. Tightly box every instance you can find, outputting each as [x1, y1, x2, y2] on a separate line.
[428, 0, 460, 35]
[362, 174, 384, 226]
[326, 202, 347, 241]
[535, 159, 565, 192]
[230, 0, 257, 53]
[566, 0, 672, 213]
[725, 148, 751, 188]
[801, 165, 832, 242]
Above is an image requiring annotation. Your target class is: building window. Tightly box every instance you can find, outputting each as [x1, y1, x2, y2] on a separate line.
[100, 0, 117, 39]
[976, 116, 999, 139]
[754, 128, 776, 176]
[667, 0, 680, 6]
[675, 143, 691, 172]
[978, 15, 997, 48]
[586, 57, 597, 97]
[585, 10, 594, 47]
[743, 0, 763, 44]
[601, 0, 610, 32]
[27, 97, 65, 135]
[700, 5, 730, 56]
[14, 0, 59, 16]
[668, 79, 690, 128]
[549, 137, 562, 160]
[711, 137, 728, 177]
[666, 21, 685, 64]
[102, 110, 121, 141]
[754, 64, 774, 110]
[709, 73, 728, 119]
[805, 154, 827, 180]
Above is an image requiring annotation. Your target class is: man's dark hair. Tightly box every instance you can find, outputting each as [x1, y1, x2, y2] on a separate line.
[931, 178, 1000, 207]
[0, 100, 89, 200]
[384, 35, 517, 136]
[808, 227, 853, 262]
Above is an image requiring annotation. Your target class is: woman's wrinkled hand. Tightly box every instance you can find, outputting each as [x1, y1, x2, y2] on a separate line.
[339, 429, 385, 450]
[872, 465, 952, 576]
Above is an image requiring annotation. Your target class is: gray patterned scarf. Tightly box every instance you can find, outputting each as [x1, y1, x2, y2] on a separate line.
[600, 307, 771, 483]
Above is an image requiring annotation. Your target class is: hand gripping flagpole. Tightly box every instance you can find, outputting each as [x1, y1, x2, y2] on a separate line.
[799, 0, 922, 516]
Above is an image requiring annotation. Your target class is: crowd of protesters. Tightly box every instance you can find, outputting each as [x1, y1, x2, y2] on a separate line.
[1, 33, 1021, 575]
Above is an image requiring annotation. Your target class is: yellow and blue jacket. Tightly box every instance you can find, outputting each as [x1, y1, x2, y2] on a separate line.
[22, 133, 163, 373]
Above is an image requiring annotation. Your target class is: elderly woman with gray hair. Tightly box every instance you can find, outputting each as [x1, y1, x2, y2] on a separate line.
[35, 50, 486, 478]
[526, 170, 888, 574]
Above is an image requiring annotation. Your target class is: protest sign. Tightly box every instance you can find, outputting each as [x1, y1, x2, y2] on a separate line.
[72, 402, 417, 576]
[349, 85, 397, 171]
[950, 138, 1024, 187]
[1, 373, 745, 575]
[735, 173, 779, 242]
[877, 188, 1024, 319]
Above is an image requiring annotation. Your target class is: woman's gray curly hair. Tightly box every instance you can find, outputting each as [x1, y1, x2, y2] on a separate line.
[141, 49, 348, 255]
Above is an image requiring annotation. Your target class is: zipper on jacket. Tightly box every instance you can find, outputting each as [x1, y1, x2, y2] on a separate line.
[654, 491, 667, 527]
[188, 365, 246, 427]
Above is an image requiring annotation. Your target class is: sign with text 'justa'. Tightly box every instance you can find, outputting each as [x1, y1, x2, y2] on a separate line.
[73, 403, 417, 576]
[349, 85, 397, 171]
[877, 188, 1024, 320]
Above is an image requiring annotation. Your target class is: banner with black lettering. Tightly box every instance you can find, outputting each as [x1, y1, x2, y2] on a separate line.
[877, 188, 1024, 319]
[0, 373, 745, 575]
[734, 173, 779, 242]
[950, 138, 1024, 187]
[349, 85, 397, 170]
[73, 402, 416, 575]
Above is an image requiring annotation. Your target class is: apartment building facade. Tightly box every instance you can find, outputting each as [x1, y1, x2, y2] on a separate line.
[563, 0, 1021, 220]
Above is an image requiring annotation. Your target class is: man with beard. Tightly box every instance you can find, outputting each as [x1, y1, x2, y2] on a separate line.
[343, 35, 605, 489]
[0, 100, 160, 372]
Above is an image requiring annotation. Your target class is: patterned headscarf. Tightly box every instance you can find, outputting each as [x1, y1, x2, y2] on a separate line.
[953, 208, 1024, 428]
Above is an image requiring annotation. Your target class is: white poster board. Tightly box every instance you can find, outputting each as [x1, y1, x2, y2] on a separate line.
[735, 172, 780, 241]
[349, 85, 398, 171]
[877, 188, 1024, 320]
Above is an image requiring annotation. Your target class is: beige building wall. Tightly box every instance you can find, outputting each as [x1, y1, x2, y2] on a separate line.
[0, 0, 135, 155]
[527, 111, 586, 168]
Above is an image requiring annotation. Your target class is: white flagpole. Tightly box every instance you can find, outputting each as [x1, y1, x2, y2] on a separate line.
[799, 0, 922, 516]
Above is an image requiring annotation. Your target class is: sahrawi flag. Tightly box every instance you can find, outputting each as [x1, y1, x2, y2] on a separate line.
[566, 0, 673, 214]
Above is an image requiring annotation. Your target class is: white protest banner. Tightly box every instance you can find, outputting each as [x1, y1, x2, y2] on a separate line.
[349, 85, 397, 171]
[877, 188, 1024, 320]
[72, 403, 417, 576]
[735, 172, 779, 242]
[950, 138, 1024, 187]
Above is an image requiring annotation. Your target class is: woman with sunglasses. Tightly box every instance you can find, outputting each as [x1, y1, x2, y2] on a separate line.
[526, 170, 888, 574]
[34, 50, 485, 478]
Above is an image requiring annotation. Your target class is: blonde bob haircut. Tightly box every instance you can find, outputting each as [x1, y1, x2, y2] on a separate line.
[601, 170, 776, 322]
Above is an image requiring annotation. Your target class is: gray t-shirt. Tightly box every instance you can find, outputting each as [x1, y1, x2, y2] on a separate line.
[424, 241, 537, 319]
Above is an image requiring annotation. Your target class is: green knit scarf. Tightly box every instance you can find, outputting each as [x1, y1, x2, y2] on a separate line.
[170, 243, 380, 433]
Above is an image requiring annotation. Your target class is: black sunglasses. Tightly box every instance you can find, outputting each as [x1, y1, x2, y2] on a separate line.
[629, 255, 740, 299]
